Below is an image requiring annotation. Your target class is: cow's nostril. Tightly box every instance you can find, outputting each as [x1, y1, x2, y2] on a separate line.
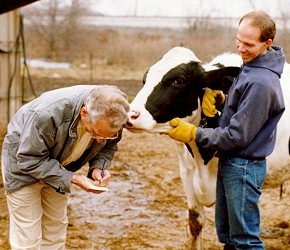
[126, 121, 133, 127]
[130, 111, 140, 120]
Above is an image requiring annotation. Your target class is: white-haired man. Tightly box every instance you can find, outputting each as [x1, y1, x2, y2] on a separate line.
[2, 84, 129, 249]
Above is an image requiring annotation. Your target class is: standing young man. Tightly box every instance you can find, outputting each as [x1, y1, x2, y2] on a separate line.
[1, 84, 129, 249]
[165, 11, 285, 249]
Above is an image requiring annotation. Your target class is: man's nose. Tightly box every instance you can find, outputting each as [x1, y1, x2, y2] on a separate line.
[237, 43, 246, 53]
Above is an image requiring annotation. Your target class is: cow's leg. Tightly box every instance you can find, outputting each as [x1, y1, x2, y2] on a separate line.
[188, 205, 204, 250]
[181, 170, 205, 250]
[175, 143, 205, 250]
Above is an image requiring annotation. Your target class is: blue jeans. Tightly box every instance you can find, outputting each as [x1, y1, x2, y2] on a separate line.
[215, 157, 266, 250]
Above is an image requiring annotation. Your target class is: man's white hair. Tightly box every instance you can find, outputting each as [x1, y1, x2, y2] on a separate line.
[84, 85, 129, 130]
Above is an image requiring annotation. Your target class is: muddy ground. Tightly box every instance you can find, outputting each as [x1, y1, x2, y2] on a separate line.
[0, 75, 290, 249]
[1, 131, 290, 250]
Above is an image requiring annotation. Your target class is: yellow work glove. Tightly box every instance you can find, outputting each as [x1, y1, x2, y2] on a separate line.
[165, 118, 197, 143]
[202, 88, 226, 117]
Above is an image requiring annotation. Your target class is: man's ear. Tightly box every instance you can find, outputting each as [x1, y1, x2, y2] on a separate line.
[265, 38, 273, 49]
[80, 106, 88, 116]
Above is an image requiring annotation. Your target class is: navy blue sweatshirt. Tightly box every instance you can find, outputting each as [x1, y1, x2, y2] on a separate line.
[196, 46, 285, 159]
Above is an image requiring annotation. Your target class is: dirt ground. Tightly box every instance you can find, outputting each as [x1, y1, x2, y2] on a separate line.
[1, 130, 290, 250]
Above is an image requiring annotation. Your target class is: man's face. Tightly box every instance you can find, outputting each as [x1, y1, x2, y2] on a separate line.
[80, 106, 119, 143]
[236, 19, 272, 63]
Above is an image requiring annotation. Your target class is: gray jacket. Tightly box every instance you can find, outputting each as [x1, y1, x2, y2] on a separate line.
[2, 85, 121, 194]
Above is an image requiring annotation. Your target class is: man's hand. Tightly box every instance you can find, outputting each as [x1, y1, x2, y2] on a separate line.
[202, 88, 225, 117]
[92, 168, 111, 187]
[71, 169, 111, 194]
[164, 118, 197, 143]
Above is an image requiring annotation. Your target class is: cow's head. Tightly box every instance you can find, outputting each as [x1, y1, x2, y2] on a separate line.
[126, 47, 240, 133]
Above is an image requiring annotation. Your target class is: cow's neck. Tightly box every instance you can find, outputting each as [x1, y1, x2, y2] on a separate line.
[186, 99, 202, 127]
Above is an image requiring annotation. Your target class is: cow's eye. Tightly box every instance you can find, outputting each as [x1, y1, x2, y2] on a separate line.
[173, 76, 185, 86]
[172, 79, 185, 89]
[170, 79, 179, 87]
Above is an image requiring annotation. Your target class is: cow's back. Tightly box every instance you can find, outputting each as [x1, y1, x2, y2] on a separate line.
[265, 62, 290, 188]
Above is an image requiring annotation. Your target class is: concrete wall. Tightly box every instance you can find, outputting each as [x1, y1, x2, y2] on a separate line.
[0, 10, 22, 135]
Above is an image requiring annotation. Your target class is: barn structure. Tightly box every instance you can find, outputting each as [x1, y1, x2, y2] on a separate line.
[0, 0, 38, 135]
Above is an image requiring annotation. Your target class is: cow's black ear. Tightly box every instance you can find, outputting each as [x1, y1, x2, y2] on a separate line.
[219, 66, 240, 93]
[202, 66, 240, 93]
[143, 69, 149, 85]
[222, 66, 240, 78]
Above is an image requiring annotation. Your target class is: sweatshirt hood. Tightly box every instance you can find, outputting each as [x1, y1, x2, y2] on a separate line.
[246, 45, 285, 78]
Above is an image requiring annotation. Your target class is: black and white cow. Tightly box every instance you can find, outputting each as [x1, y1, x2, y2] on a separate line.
[125, 47, 290, 249]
